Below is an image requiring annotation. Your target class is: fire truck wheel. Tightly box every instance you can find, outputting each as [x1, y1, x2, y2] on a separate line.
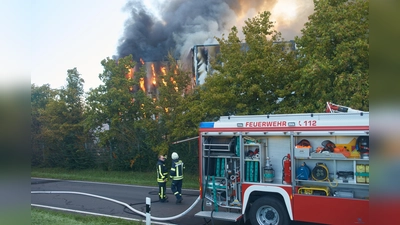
[249, 196, 289, 225]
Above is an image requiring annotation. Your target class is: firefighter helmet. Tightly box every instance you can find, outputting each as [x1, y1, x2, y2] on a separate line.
[172, 152, 179, 160]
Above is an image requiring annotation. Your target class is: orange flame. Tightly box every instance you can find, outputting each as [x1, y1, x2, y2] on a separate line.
[172, 64, 179, 75]
[127, 68, 133, 79]
[151, 63, 157, 85]
[161, 66, 166, 75]
[161, 66, 167, 86]
[140, 78, 145, 91]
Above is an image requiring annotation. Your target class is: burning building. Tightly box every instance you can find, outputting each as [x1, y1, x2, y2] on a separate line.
[191, 40, 296, 86]
[118, 0, 312, 90]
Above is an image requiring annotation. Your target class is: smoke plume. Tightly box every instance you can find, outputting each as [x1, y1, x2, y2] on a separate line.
[116, 0, 313, 62]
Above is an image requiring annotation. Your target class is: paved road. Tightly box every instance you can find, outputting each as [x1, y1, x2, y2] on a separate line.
[31, 178, 234, 225]
[31, 178, 318, 225]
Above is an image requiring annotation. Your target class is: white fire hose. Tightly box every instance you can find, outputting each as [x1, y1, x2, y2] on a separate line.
[31, 191, 201, 221]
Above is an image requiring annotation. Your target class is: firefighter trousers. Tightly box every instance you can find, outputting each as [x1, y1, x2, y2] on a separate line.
[158, 182, 167, 201]
[171, 179, 183, 200]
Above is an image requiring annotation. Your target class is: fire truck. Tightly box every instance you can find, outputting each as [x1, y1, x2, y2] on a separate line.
[194, 103, 369, 225]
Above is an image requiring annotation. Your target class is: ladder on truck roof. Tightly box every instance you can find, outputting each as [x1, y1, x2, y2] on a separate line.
[325, 102, 363, 113]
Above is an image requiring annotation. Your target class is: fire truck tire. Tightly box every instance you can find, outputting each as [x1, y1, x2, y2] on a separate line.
[249, 196, 289, 225]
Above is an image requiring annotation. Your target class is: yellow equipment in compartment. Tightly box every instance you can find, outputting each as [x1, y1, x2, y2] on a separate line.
[298, 186, 330, 196]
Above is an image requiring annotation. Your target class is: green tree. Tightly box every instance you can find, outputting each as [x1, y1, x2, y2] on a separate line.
[85, 54, 197, 171]
[197, 11, 299, 117]
[31, 84, 55, 166]
[293, 0, 369, 112]
[156, 53, 192, 141]
[154, 54, 199, 171]
[85, 55, 142, 170]
[39, 68, 90, 169]
[172, 88, 205, 139]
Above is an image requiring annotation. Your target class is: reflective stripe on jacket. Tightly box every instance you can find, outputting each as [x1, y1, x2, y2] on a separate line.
[157, 159, 168, 182]
[170, 159, 184, 180]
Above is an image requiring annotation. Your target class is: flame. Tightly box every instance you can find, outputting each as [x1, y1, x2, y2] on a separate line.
[161, 66, 167, 86]
[168, 77, 178, 92]
[126, 68, 133, 79]
[140, 58, 144, 65]
[151, 63, 157, 85]
[140, 77, 145, 91]
[125, 66, 134, 80]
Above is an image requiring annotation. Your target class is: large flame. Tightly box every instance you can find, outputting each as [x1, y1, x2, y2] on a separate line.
[151, 63, 157, 85]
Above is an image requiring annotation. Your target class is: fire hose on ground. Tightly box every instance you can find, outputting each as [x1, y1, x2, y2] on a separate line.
[31, 191, 201, 222]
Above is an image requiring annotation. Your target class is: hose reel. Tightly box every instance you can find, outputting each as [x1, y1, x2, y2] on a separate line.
[312, 163, 329, 181]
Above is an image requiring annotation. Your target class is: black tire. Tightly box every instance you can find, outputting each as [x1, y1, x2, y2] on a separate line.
[249, 196, 289, 225]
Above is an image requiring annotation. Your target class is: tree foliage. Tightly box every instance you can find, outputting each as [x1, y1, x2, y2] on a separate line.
[31, 83, 55, 166]
[293, 0, 369, 112]
[156, 53, 193, 140]
[84, 54, 193, 171]
[85, 55, 143, 170]
[196, 11, 299, 117]
[35, 68, 91, 169]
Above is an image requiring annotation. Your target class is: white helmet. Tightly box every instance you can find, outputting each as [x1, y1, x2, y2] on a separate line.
[171, 152, 179, 160]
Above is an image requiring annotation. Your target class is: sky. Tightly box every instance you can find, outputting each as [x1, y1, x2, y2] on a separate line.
[30, 0, 129, 93]
[1, 0, 32, 90]
[0, 0, 313, 94]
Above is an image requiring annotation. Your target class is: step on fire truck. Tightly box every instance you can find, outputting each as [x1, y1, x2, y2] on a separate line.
[194, 103, 369, 225]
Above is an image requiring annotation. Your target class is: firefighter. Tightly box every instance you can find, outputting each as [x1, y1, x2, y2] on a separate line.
[170, 152, 185, 204]
[156, 154, 168, 203]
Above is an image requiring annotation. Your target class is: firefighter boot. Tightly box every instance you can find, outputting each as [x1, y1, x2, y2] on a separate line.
[176, 195, 183, 204]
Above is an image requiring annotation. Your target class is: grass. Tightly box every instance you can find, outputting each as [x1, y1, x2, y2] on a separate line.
[31, 207, 143, 225]
[31, 167, 200, 224]
[31, 167, 200, 189]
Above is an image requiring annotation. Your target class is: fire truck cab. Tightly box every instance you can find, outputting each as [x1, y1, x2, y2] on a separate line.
[194, 107, 369, 225]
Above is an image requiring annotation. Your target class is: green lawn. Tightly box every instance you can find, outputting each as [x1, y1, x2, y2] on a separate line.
[31, 167, 200, 189]
[31, 207, 143, 225]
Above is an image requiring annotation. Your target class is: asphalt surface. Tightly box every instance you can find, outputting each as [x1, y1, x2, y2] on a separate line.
[31, 178, 235, 225]
[31, 178, 319, 225]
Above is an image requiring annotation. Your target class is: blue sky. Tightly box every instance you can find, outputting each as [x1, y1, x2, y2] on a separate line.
[29, 0, 129, 93]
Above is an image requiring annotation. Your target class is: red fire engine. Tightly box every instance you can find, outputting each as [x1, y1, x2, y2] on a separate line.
[194, 103, 369, 225]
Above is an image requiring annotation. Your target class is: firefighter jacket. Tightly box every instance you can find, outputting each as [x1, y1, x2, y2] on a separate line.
[157, 159, 168, 182]
[170, 159, 184, 180]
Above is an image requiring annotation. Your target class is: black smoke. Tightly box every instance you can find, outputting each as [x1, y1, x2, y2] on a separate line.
[116, 0, 276, 62]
